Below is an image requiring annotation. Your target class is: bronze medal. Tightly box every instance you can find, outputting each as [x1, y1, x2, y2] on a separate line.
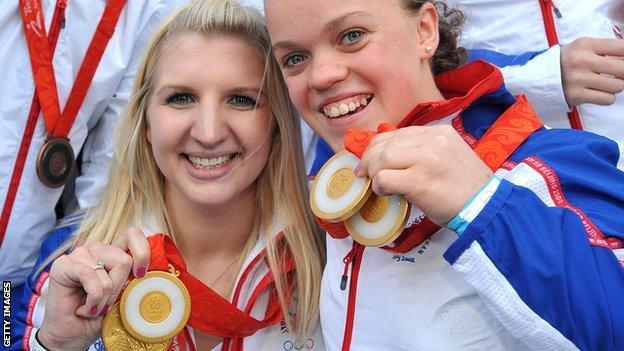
[36, 138, 75, 188]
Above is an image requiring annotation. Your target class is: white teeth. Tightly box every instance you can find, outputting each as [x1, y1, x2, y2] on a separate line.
[188, 154, 233, 169]
[322, 95, 372, 118]
[339, 103, 349, 115]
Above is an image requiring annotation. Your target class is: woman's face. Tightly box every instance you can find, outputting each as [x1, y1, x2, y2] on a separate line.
[146, 33, 273, 209]
[265, 0, 439, 150]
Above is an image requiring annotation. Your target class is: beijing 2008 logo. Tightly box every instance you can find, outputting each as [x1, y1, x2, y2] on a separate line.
[283, 338, 315, 350]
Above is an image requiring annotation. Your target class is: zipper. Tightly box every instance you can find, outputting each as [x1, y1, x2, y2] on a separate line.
[340, 241, 365, 351]
[539, 0, 561, 46]
[538, 0, 583, 130]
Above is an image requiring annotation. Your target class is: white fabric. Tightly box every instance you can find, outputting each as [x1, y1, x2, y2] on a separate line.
[0, 0, 188, 284]
[448, 0, 624, 153]
[452, 243, 579, 351]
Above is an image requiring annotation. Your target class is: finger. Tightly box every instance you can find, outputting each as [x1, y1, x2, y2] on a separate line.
[82, 242, 133, 315]
[71, 247, 116, 316]
[370, 168, 415, 198]
[357, 128, 429, 177]
[592, 38, 624, 57]
[585, 75, 624, 94]
[367, 145, 421, 180]
[113, 227, 150, 278]
[578, 88, 617, 106]
[589, 55, 624, 79]
[52, 257, 107, 318]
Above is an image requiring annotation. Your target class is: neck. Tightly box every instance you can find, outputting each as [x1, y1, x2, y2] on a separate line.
[165, 185, 257, 266]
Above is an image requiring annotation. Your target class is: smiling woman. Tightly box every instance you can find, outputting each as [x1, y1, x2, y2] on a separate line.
[11, 1, 325, 351]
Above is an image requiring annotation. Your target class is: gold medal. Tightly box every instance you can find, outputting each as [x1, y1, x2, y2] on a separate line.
[345, 193, 410, 247]
[102, 270, 191, 350]
[310, 151, 372, 222]
[35, 137, 75, 188]
[102, 304, 171, 351]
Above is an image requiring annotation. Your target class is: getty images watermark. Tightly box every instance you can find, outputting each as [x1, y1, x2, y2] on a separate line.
[3, 281, 10, 347]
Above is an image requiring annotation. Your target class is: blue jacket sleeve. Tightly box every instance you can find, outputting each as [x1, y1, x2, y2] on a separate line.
[9, 226, 75, 350]
[445, 128, 624, 351]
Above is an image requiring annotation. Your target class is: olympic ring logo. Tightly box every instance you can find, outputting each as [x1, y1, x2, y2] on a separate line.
[283, 338, 315, 350]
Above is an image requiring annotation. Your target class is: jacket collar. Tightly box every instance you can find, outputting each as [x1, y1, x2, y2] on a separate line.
[398, 60, 505, 127]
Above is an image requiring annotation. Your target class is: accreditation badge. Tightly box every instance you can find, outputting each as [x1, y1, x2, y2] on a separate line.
[35, 137, 75, 188]
[102, 270, 191, 350]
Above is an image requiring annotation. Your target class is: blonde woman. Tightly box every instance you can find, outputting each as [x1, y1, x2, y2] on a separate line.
[11, 1, 324, 350]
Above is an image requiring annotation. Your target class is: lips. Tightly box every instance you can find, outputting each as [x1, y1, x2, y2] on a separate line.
[185, 153, 238, 169]
[321, 94, 372, 118]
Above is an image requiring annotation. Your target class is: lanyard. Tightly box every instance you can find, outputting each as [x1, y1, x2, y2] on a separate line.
[148, 234, 295, 339]
[19, 0, 127, 139]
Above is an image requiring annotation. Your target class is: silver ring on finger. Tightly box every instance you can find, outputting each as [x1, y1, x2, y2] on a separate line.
[92, 259, 105, 271]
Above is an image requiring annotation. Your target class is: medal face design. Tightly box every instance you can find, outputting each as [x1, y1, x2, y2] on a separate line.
[120, 271, 191, 343]
[36, 138, 75, 188]
[345, 194, 410, 247]
[102, 304, 171, 351]
[103, 271, 190, 350]
[311, 151, 372, 222]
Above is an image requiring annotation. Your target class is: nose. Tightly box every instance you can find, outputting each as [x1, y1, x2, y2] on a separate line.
[189, 103, 229, 146]
[308, 54, 348, 91]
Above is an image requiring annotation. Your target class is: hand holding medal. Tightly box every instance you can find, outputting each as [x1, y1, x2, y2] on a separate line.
[310, 123, 411, 247]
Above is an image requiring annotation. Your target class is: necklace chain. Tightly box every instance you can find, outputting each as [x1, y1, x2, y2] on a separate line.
[207, 247, 246, 287]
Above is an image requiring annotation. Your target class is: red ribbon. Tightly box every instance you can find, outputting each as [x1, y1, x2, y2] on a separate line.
[19, 0, 126, 139]
[146, 234, 295, 346]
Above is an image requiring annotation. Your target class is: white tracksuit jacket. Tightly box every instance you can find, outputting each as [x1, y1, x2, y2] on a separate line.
[0, 0, 188, 284]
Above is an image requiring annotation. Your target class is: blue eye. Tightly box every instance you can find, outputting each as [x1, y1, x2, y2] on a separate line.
[283, 53, 308, 68]
[340, 30, 364, 45]
[228, 95, 257, 108]
[165, 92, 196, 106]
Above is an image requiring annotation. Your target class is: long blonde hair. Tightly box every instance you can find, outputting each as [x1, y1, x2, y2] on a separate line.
[41, 0, 324, 338]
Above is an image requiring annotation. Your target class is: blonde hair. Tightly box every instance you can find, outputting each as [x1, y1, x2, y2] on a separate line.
[40, 0, 324, 338]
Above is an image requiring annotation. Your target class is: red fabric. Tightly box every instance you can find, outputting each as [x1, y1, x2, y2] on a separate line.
[19, 0, 126, 138]
[1, 0, 66, 247]
[146, 234, 294, 342]
[320, 62, 543, 253]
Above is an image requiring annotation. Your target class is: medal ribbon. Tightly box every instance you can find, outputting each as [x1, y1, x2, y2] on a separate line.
[19, 0, 126, 139]
[147, 234, 296, 339]
[319, 95, 544, 252]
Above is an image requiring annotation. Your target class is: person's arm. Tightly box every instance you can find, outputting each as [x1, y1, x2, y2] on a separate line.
[9, 227, 74, 350]
[444, 129, 624, 351]
[74, 0, 186, 209]
[468, 48, 570, 125]
[469, 39, 624, 127]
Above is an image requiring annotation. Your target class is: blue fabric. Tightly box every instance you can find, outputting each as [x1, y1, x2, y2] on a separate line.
[310, 138, 334, 177]
[468, 49, 545, 68]
[9, 226, 75, 350]
[444, 127, 624, 351]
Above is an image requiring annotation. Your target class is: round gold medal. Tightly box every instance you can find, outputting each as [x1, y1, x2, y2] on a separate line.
[345, 193, 410, 247]
[310, 151, 372, 222]
[36, 137, 75, 188]
[102, 303, 171, 351]
[119, 271, 191, 344]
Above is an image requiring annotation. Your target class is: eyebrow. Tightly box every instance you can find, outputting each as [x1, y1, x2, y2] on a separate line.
[272, 11, 373, 52]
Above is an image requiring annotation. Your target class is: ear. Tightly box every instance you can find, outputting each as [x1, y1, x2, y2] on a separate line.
[417, 2, 440, 60]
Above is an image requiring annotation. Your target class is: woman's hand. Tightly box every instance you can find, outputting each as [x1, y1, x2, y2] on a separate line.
[37, 227, 151, 351]
[560, 37, 624, 107]
[354, 125, 493, 226]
